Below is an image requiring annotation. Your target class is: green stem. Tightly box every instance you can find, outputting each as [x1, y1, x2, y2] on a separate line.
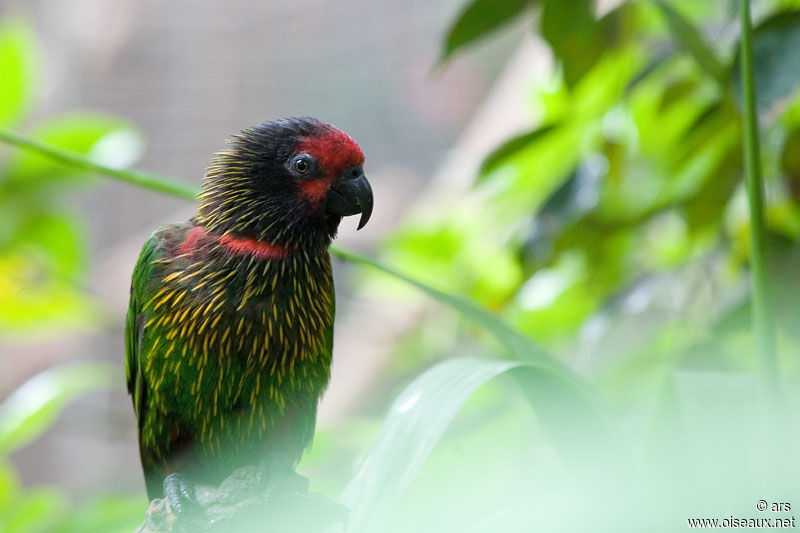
[0, 128, 199, 200]
[739, 0, 778, 392]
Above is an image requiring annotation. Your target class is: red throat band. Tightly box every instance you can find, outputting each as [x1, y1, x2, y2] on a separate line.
[179, 226, 291, 260]
[219, 234, 291, 260]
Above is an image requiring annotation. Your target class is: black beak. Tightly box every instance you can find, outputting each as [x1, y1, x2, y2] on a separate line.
[326, 168, 373, 230]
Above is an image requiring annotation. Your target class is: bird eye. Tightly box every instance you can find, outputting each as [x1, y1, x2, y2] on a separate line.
[290, 154, 314, 177]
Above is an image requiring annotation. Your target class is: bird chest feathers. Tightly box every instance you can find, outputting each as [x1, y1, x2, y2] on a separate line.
[138, 245, 334, 455]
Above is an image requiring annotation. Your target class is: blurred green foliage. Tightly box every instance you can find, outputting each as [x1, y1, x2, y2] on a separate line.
[0, 16, 141, 334]
[0, 15, 145, 533]
[340, 0, 800, 531]
[2, 1, 800, 532]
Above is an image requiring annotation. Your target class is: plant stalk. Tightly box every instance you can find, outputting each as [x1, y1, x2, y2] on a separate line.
[0, 128, 199, 200]
[739, 0, 779, 395]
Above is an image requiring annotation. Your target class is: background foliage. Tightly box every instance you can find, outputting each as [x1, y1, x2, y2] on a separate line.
[1, 0, 800, 531]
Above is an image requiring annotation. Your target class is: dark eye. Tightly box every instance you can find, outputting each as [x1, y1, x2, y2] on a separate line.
[290, 154, 315, 177]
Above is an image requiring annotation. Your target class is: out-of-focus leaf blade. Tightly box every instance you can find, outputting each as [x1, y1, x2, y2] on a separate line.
[3, 488, 67, 533]
[540, 0, 603, 87]
[1, 113, 142, 190]
[0, 251, 96, 332]
[51, 495, 146, 533]
[340, 358, 519, 532]
[732, 10, 800, 117]
[11, 213, 86, 280]
[333, 250, 617, 530]
[654, 1, 727, 88]
[332, 247, 556, 370]
[340, 356, 615, 533]
[440, 0, 533, 62]
[0, 17, 36, 128]
[479, 124, 557, 179]
[0, 363, 114, 454]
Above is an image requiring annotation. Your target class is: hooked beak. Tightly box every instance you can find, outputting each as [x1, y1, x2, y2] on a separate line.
[326, 168, 373, 230]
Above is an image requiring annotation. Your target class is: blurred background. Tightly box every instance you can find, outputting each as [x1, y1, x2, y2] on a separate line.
[2, 0, 800, 531]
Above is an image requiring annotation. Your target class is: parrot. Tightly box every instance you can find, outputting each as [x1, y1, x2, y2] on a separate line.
[124, 117, 373, 510]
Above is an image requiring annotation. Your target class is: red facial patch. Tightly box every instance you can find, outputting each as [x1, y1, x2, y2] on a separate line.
[295, 125, 365, 205]
[219, 234, 290, 260]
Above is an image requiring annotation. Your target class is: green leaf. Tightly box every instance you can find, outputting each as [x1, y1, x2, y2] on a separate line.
[2, 113, 142, 190]
[440, 0, 533, 62]
[0, 363, 114, 454]
[340, 358, 518, 531]
[540, 0, 604, 87]
[732, 10, 800, 117]
[3, 488, 67, 533]
[332, 250, 617, 530]
[0, 17, 37, 128]
[340, 357, 615, 533]
[0, 251, 96, 332]
[478, 124, 558, 178]
[0, 126, 197, 200]
[654, 1, 727, 89]
[332, 247, 554, 370]
[51, 495, 146, 533]
[10, 213, 86, 280]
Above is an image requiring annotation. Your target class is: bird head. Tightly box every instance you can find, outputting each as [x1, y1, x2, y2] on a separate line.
[197, 117, 373, 250]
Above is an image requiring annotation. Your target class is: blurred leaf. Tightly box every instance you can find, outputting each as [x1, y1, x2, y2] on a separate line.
[332, 247, 558, 371]
[440, 0, 533, 62]
[540, 0, 603, 88]
[781, 126, 800, 202]
[51, 496, 146, 533]
[0, 363, 114, 454]
[0, 17, 36, 128]
[340, 358, 520, 531]
[654, 1, 727, 89]
[0, 461, 17, 510]
[9, 213, 86, 280]
[0, 251, 96, 332]
[732, 10, 800, 118]
[2, 488, 67, 533]
[1, 113, 141, 192]
[340, 357, 616, 533]
[478, 124, 557, 178]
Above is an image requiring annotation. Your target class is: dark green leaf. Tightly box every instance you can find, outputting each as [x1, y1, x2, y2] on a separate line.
[732, 11, 800, 117]
[540, 0, 603, 87]
[440, 0, 533, 62]
[654, 1, 727, 88]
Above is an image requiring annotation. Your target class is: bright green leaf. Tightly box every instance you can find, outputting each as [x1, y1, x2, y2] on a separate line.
[0, 251, 96, 332]
[10, 213, 86, 280]
[3, 488, 67, 533]
[51, 495, 146, 533]
[0, 17, 37, 128]
[478, 124, 557, 179]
